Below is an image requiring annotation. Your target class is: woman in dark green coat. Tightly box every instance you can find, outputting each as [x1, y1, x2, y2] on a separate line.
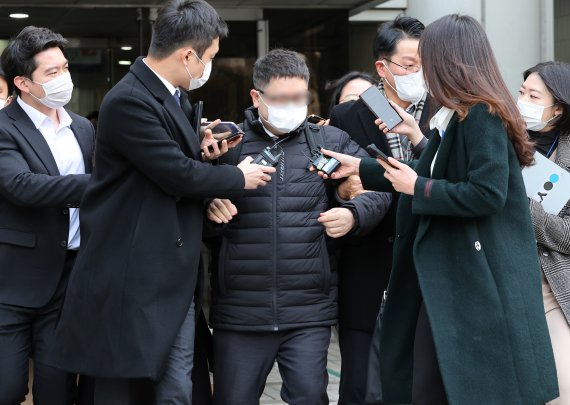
[319, 14, 559, 405]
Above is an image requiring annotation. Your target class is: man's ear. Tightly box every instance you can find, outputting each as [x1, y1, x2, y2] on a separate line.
[250, 89, 260, 108]
[13, 76, 31, 95]
[375, 60, 388, 79]
[179, 47, 195, 65]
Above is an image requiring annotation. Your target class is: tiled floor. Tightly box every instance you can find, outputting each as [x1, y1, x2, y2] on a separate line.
[22, 330, 342, 405]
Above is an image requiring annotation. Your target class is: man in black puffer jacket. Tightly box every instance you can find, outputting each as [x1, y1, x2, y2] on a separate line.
[206, 49, 392, 405]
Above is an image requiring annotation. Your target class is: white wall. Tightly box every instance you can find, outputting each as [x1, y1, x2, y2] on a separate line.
[555, 0, 570, 62]
[404, 0, 552, 96]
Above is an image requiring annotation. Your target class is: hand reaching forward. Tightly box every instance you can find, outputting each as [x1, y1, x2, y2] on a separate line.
[312, 149, 362, 180]
[237, 156, 276, 190]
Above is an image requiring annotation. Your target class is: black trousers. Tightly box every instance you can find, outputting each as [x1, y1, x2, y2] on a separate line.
[212, 327, 331, 405]
[0, 250, 77, 405]
[76, 377, 154, 405]
[338, 326, 383, 405]
[412, 302, 448, 405]
[77, 309, 213, 405]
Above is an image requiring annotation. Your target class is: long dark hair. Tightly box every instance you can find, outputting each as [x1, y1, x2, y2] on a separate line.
[420, 14, 533, 166]
[524, 61, 570, 134]
[325, 71, 378, 115]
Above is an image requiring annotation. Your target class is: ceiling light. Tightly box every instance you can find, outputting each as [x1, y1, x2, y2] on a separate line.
[118, 60, 132, 66]
[9, 13, 29, 19]
[121, 46, 133, 51]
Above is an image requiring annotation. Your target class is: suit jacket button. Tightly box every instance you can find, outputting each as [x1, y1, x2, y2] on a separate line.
[63, 208, 69, 215]
[60, 241, 67, 248]
[176, 238, 183, 247]
[387, 236, 395, 243]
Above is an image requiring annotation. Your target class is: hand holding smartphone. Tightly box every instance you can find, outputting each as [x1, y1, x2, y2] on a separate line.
[359, 86, 402, 131]
[202, 121, 244, 153]
[365, 144, 397, 168]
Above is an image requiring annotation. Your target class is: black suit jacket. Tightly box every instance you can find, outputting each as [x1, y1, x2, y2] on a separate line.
[52, 57, 245, 380]
[0, 100, 94, 308]
[329, 98, 432, 331]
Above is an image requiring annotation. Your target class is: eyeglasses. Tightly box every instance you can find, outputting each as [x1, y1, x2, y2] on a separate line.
[383, 58, 421, 73]
[256, 89, 311, 106]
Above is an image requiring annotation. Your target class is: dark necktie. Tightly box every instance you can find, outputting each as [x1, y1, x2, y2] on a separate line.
[173, 89, 181, 107]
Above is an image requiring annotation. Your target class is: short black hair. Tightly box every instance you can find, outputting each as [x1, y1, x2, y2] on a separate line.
[0, 67, 14, 95]
[148, 0, 228, 60]
[1, 26, 68, 96]
[325, 71, 379, 114]
[524, 61, 570, 134]
[253, 49, 310, 90]
[373, 15, 424, 60]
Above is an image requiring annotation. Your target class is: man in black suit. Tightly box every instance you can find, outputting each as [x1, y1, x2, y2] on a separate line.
[328, 16, 432, 405]
[50, 1, 275, 404]
[0, 26, 95, 404]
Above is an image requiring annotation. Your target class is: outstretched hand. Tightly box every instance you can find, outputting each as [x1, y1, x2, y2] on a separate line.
[311, 148, 361, 180]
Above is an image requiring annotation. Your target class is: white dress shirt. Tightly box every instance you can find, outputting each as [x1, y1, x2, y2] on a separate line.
[429, 106, 455, 176]
[17, 97, 86, 250]
[143, 58, 179, 97]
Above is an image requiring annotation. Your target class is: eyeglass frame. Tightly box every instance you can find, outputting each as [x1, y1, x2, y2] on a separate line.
[382, 58, 421, 73]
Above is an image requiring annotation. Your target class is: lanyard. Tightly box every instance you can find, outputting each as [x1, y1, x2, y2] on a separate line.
[546, 133, 560, 158]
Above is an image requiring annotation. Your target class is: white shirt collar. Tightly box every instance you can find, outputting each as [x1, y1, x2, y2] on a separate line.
[142, 58, 178, 96]
[429, 106, 455, 134]
[17, 96, 72, 130]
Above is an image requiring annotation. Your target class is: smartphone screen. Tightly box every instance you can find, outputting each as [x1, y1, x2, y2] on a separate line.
[203, 121, 245, 138]
[359, 86, 402, 130]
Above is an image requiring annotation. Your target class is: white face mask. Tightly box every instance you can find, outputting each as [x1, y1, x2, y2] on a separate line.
[29, 71, 74, 109]
[0, 98, 6, 109]
[259, 94, 308, 134]
[517, 99, 557, 131]
[185, 50, 212, 91]
[384, 63, 426, 103]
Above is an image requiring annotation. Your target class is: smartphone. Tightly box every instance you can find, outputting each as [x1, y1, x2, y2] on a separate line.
[365, 144, 396, 167]
[307, 114, 326, 125]
[192, 100, 203, 138]
[359, 86, 402, 131]
[205, 133, 242, 153]
[202, 121, 244, 153]
[202, 121, 245, 137]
